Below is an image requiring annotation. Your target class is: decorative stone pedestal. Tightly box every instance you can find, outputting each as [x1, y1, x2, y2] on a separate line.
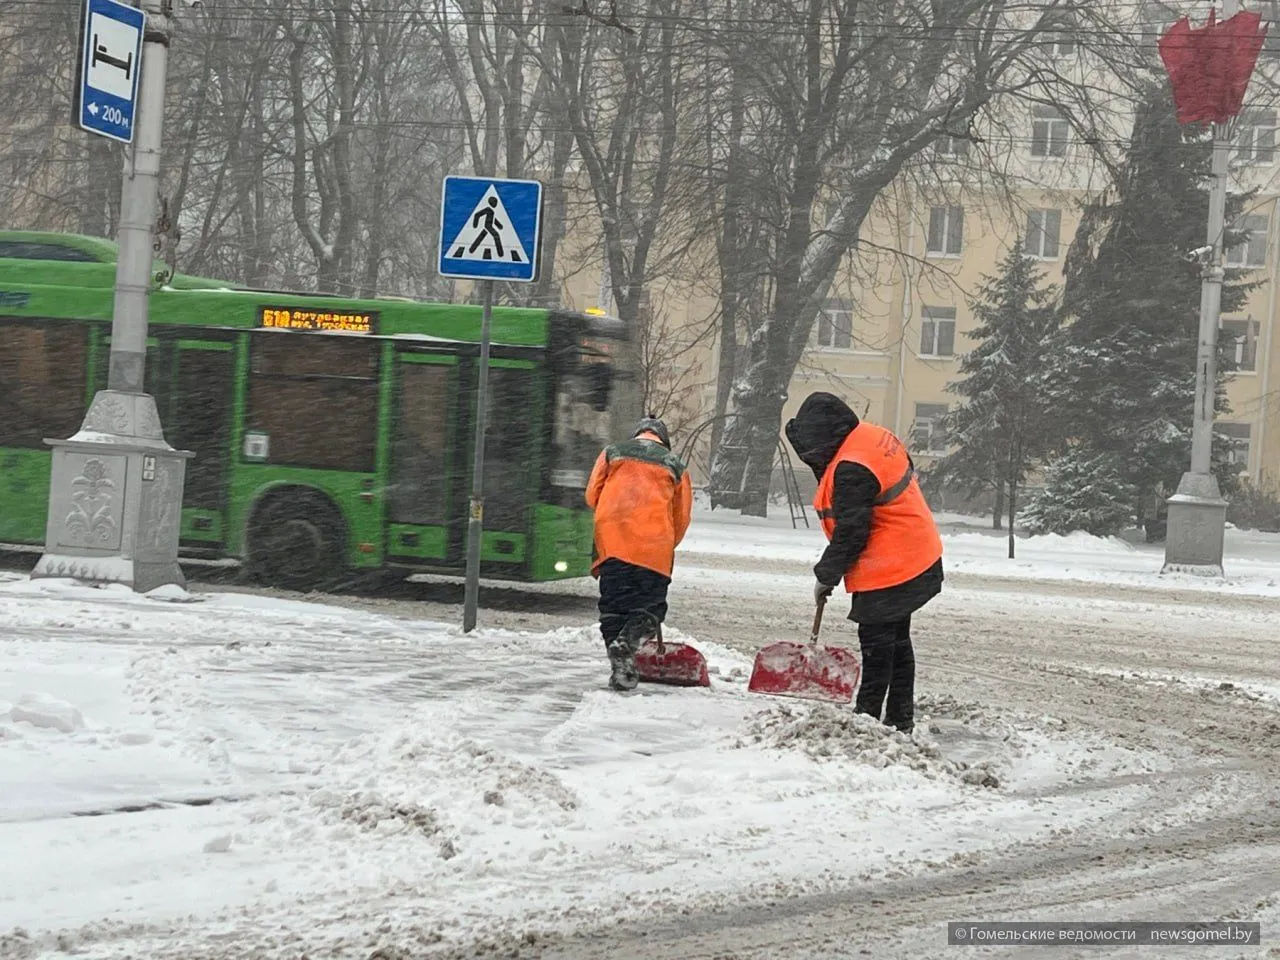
[1161, 471, 1227, 578]
[32, 391, 193, 593]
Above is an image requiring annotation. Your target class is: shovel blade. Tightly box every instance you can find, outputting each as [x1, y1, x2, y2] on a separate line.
[635, 640, 711, 687]
[747, 640, 860, 703]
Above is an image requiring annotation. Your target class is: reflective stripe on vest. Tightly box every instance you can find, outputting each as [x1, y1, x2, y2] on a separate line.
[814, 466, 914, 520]
[874, 466, 916, 506]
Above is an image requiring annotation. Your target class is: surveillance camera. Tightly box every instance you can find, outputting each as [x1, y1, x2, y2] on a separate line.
[1186, 245, 1214, 261]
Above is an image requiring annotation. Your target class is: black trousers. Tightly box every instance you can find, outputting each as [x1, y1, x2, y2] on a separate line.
[855, 618, 915, 729]
[597, 559, 670, 650]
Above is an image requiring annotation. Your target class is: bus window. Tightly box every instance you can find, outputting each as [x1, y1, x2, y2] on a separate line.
[246, 335, 379, 472]
[481, 366, 537, 530]
[389, 361, 453, 525]
[0, 323, 88, 448]
[550, 369, 614, 490]
[0, 242, 99, 262]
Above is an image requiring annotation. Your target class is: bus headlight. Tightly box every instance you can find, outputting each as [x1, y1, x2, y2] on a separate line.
[554, 561, 569, 573]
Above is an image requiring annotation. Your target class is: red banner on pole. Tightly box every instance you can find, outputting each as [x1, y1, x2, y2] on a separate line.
[1159, 9, 1267, 125]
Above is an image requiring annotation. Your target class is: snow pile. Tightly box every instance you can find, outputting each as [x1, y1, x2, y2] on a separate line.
[741, 692, 1174, 801]
[944, 529, 1137, 556]
[742, 703, 1001, 788]
[6, 693, 85, 734]
[337, 795, 451, 844]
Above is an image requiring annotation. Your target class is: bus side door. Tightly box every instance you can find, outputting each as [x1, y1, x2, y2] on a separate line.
[167, 339, 235, 549]
[459, 357, 543, 575]
[386, 350, 459, 565]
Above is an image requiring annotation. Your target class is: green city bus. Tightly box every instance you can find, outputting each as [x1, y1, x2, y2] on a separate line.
[0, 231, 633, 590]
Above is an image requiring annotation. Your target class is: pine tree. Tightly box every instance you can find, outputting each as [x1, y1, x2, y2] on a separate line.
[1041, 81, 1256, 537]
[935, 244, 1060, 558]
[1023, 452, 1136, 538]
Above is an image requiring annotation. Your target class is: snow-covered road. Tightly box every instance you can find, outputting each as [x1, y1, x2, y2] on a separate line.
[3, 514, 1280, 958]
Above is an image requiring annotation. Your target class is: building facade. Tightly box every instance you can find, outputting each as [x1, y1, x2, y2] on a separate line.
[557, 109, 1280, 503]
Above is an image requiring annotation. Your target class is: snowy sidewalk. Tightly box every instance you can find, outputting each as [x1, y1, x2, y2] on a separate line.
[0, 574, 1169, 957]
[679, 508, 1280, 598]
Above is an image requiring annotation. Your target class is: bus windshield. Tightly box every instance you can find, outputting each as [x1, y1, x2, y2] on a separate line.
[552, 367, 615, 488]
[550, 321, 633, 490]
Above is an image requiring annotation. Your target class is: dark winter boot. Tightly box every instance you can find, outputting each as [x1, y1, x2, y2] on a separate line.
[607, 637, 639, 691]
[607, 611, 658, 692]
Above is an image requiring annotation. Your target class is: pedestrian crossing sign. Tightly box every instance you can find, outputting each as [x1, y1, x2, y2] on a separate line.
[438, 176, 543, 282]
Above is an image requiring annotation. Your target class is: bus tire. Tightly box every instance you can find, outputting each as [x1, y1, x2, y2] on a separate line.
[246, 493, 346, 593]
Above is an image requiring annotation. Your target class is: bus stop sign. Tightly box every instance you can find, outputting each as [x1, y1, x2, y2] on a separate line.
[438, 176, 543, 283]
[74, 0, 146, 144]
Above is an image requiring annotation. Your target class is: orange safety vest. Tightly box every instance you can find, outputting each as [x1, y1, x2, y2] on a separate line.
[585, 433, 693, 578]
[814, 423, 943, 593]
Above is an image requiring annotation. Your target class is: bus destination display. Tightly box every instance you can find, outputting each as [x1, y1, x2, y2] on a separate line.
[258, 306, 378, 334]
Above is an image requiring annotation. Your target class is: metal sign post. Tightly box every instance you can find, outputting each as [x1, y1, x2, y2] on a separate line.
[438, 175, 544, 632]
[463, 280, 496, 632]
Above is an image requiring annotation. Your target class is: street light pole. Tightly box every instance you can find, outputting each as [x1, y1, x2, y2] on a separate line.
[108, 0, 167, 395]
[33, 0, 192, 594]
[1161, 0, 1240, 578]
[462, 279, 496, 632]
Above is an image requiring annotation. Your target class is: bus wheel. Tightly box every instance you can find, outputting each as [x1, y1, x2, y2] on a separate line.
[247, 497, 345, 592]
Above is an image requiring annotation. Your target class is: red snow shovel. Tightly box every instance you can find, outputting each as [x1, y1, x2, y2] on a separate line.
[633, 615, 710, 688]
[747, 595, 860, 703]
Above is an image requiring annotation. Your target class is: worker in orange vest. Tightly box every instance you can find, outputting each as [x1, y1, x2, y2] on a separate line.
[585, 416, 694, 690]
[785, 392, 944, 733]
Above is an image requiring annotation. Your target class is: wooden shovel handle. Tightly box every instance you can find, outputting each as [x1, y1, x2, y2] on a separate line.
[811, 595, 825, 644]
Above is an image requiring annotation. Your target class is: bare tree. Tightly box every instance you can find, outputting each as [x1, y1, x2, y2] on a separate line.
[533, 0, 709, 427]
[701, 0, 1088, 515]
[0, 0, 121, 235]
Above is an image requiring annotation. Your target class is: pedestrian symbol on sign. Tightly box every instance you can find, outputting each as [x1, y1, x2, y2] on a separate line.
[446, 186, 529, 264]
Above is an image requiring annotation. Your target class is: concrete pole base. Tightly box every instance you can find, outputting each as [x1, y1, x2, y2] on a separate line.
[32, 391, 194, 594]
[1160, 471, 1227, 578]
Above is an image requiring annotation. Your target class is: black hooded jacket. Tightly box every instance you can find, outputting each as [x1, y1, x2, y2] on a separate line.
[785, 392, 943, 625]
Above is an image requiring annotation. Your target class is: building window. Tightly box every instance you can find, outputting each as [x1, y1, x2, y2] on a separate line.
[936, 133, 970, 158]
[1049, 36, 1076, 58]
[920, 306, 957, 358]
[817, 299, 854, 350]
[1236, 110, 1277, 164]
[1261, 0, 1280, 61]
[1024, 208, 1062, 259]
[926, 205, 964, 256]
[1220, 318, 1260, 372]
[1217, 422, 1251, 471]
[1227, 213, 1269, 268]
[1031, 105, 1070, 158]
[912, 403, 950, 456]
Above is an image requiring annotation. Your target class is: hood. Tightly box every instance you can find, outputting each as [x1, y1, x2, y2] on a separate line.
[784, 392, 860, 480]
[632, 416, 671, 449]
